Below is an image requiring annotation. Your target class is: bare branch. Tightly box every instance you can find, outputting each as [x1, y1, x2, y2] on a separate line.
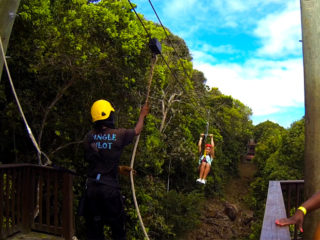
[50, 140, 84, 155]
[38, 78, 75, 148]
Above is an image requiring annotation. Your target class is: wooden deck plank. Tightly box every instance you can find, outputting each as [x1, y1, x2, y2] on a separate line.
[260, 181, 291, 240]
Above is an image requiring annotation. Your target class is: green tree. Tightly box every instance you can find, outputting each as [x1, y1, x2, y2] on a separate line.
[1, 0, 257, 238]
[248, 118, 305, 239]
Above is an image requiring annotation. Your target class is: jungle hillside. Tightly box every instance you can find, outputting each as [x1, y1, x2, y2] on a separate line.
[0, 0, 305, 239]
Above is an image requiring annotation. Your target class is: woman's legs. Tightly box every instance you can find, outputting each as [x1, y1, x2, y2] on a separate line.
[199, 162, 211, 179]
[197, 162, 211, 184]
[202, 163, 211, 180]
[199, 162, 206, 179]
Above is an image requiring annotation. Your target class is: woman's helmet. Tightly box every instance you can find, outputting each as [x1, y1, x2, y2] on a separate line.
[91, 99, 115, 123]
[205, 144, 212, 148]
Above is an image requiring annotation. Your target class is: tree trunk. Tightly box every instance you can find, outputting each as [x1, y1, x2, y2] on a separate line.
[300, 0, 320, 239]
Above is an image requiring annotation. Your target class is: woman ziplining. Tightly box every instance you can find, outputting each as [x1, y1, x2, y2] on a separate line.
[196, 133, 214, 185]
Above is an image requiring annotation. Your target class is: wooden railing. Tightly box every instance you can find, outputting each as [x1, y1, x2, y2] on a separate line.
[260, 180, 304, 240]
[0, 164, 75, 240]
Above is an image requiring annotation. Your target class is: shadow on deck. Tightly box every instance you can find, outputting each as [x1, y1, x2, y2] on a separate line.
[6, 231, 64, 240]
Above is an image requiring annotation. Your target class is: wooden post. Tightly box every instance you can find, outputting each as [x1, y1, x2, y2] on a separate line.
[21, 167, 32, 233]
[0, 170, 4, 240]
[0, 0, 21, 78]
[62, 172, 74, 240]
[300, 0, 320, 239]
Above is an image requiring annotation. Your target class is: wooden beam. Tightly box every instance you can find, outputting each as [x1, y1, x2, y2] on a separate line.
[0, 0, 21, 78]
[62, 173, 74, 240]
[260, 181, 290, 240]
[300, 0, 320, 238]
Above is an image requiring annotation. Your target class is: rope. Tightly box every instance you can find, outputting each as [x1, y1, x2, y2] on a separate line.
[0, 36, 51, 166]
[130, 54, 158, 240]
[145, 55, 157, 104]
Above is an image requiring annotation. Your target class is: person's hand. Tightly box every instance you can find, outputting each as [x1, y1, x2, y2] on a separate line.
[209, 134, 213, 137]
[275, 210, 304, 232]
[119, 165, 136, 176]
[200, 133, 204, 137]
[140, 104, 149, 117]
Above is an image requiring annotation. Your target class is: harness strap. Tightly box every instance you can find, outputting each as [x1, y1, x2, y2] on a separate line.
[87, 174, 120, 189]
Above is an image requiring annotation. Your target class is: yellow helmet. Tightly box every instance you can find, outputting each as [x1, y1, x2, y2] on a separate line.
[91, 100, 115, 122]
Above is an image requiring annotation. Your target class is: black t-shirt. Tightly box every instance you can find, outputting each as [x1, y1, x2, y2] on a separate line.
[84, 128, 136, 185]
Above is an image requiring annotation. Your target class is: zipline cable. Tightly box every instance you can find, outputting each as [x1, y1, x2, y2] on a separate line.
[126, 2, 206, 235]
[147, 0, 201, 100]
[130, 54, 158, 240]
[147, 1, 212, 118]
[127, 0, 192, 98]
[141, 0, 201, 108]
[128, 0, 211, 161]
[147, 0, 193, 81]
[0, 36, 51, 166]
[200, 119, 210, 157]
[205, 110, 210, 139]
[127, 0, 152, 40]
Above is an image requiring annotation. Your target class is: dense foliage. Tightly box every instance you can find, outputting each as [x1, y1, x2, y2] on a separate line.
[247, 119, 305, 239]
[1, 0, 306, 239]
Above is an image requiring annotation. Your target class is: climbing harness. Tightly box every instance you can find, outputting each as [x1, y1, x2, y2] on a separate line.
[130, 38, 160, 240]
[0, 36, 51, 166]
[198, 110, 214, 175]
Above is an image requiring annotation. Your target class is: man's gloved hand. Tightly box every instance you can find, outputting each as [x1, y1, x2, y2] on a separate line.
[118, 165, 136, 176]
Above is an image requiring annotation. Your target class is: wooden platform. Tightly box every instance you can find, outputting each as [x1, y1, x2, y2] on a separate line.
[6, 231, 64, 240]
[0, 164, 75, 240]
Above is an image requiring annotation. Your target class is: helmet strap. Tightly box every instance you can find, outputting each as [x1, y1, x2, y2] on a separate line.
[94, 113, 115, 130]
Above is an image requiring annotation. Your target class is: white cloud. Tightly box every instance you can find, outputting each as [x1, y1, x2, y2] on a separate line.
[190, 0, 304, 124]
[211, 44, 238, 54]
[254, 1, 302, 57]
[192, 43, 238, 55]
[163, 0, 198, 17]
[134, 0, 304, 126]
[194, 58, 304, 116]
[191, 50, 217, 64]
[162, 0, 294, 30]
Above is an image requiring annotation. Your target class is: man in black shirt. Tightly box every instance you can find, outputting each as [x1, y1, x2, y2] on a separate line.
[83, 99, 149, 240]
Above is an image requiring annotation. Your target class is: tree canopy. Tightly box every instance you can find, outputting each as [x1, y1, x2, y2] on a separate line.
[248, 119, 305, 239]
[0, 0, 304, 239]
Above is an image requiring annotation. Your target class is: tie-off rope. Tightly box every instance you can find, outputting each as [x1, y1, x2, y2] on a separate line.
[0, 36, 51, 166]
[130, 54, 158, 240]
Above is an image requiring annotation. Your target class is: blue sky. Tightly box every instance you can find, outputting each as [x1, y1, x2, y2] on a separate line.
[132, 0, 305, 128]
